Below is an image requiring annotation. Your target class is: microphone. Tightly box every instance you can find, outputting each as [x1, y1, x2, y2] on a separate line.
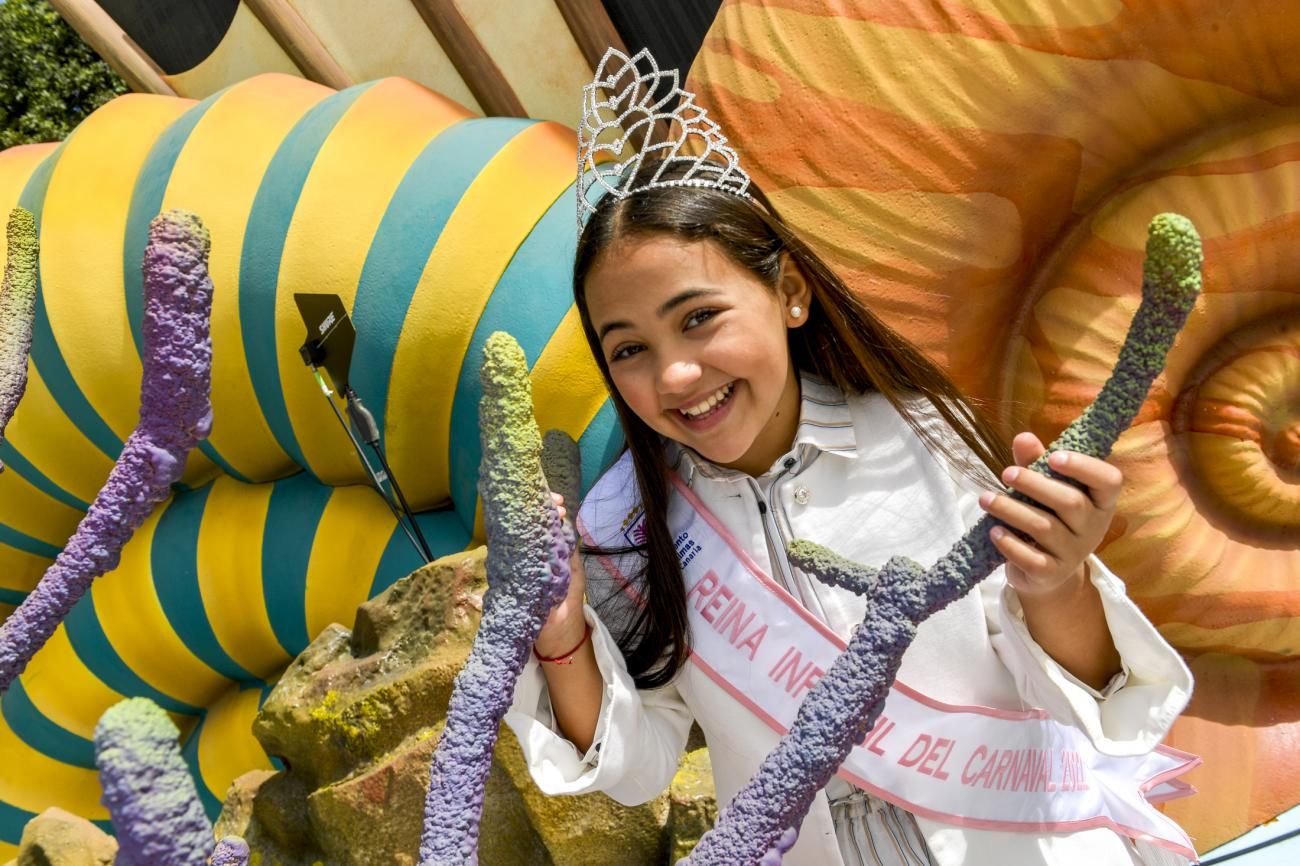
[344, 389, 380, 446]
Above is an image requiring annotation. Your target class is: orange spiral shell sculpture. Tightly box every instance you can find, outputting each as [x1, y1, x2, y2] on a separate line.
[687, 0, 1300, 852]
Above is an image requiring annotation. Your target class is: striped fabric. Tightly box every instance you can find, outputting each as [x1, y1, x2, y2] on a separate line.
[791, 375, 858, 456]
[830, 787, 936, 866]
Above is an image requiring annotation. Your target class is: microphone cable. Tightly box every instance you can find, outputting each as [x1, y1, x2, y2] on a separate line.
[308, 367, 431, 564]
[343, 386, 434, 563]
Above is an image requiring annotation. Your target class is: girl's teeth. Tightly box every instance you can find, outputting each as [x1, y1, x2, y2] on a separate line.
[682, 384, 732, 417]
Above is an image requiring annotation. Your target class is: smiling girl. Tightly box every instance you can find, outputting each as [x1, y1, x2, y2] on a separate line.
[504, 49, 1194, 866]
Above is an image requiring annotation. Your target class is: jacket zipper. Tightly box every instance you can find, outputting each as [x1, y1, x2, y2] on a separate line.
[747, 449, 830, 619]
[746, 454, 809, 602]
[748, 473, 794, 592]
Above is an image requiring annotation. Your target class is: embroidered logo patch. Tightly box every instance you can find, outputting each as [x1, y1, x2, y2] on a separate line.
[622, 506, 647, 547]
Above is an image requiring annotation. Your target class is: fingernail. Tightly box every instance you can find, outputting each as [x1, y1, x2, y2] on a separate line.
[1049, 451, 1068, 468]
[990, 526, 1005, 541]
[1002, 467, 1019, 484]
[978, 491, 994, 508]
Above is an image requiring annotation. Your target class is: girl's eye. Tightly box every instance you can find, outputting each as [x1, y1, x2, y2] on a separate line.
[685, 308, 718, 328]
[608, 309, 719, 362]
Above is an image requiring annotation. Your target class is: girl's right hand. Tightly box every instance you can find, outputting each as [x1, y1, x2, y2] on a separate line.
[534, 492, 589, 658]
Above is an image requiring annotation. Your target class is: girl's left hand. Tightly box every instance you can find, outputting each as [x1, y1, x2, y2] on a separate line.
[977, 432, 1123, 599]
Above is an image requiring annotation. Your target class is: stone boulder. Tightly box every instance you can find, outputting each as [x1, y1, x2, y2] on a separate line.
[218, 546, 706, 865]
[11, 808, 116, 866]
[668, 749, 717, 862]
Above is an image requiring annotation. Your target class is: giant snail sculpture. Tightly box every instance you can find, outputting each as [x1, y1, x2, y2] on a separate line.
[687, 0, 1300, 851]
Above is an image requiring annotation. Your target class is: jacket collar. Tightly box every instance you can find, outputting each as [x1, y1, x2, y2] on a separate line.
[793, 374, 858, 458]
[665, 372, 859, 484]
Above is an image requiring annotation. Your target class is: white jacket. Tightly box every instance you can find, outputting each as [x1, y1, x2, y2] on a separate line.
[505, 383, 1194, 865]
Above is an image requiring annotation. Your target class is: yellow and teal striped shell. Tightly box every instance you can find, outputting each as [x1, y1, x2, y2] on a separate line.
[0, 73, 620, 856]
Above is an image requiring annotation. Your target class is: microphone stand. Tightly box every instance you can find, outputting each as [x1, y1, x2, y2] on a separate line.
[342, 385, 434, 563]
[306, 364, 433, 564]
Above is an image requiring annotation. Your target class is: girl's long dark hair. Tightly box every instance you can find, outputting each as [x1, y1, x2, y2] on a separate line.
[574, 160, 1014, 689]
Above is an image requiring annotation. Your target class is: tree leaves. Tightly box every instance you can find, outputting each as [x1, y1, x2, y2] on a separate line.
[0, 0, 128, 148]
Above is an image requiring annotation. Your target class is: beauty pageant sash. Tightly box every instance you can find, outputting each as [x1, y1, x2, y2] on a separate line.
[576, 452, 1199, 860]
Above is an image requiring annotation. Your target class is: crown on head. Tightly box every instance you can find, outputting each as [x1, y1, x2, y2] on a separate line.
[577, 47, 753, 233]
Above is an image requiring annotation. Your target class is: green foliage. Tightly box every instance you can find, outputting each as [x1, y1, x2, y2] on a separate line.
[0, 0, 128, 148]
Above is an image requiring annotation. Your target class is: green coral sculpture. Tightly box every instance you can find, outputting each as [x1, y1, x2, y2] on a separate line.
[419, 332, 579, 864]
[0, 209, 213, 695]
[95, 697, 213, 866]
[0, 206, 38, 469]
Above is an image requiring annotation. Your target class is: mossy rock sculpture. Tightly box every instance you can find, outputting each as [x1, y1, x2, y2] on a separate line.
[668, 749, 718, 863]
[219, 547, 694, 865]
[6, 807, 116, 866]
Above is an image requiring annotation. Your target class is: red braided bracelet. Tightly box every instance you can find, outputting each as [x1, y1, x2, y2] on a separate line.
[534, 623, 592, 665]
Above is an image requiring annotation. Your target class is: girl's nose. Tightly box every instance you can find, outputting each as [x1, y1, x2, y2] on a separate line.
[658, 358, 703, 395]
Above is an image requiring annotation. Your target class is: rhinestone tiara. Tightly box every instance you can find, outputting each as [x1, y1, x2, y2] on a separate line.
[577, 47, 753, 233]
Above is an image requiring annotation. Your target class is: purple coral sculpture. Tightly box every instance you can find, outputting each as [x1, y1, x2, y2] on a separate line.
[419, 332, 579, 864]
[0, 209, 213, 694]
[94, 698, 213, 866]
[210, 836, 250, 866]
[682, 213, 1203, 864]
[0, 207, 38, 460]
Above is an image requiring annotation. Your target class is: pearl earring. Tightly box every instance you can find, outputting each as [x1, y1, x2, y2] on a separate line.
[790, 305, 803, 319]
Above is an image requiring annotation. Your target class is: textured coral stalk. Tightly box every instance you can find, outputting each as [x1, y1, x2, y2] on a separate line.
[0, 209, 213, 695]
[542, 428, 582, 514]
[683, 214, 1203, 864]
[94, 698, 213, 866]
[210, 837, 250, 866]
[0, 207, 38, 467]
[419, 332, 579, 864]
